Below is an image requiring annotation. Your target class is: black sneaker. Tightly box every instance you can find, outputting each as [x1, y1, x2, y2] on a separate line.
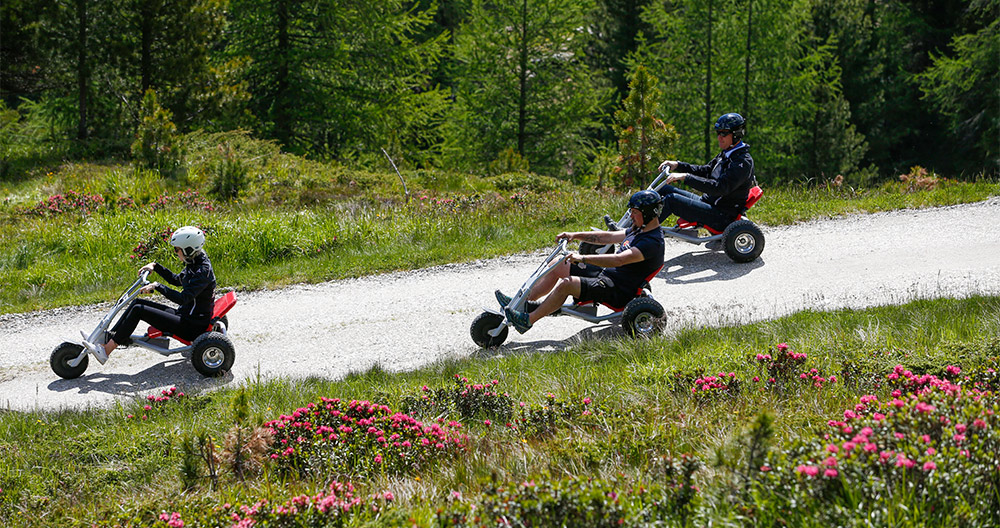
[497, 290, 540, 313]
[495, 290, 512, 307]
[504, 307, 532, 334]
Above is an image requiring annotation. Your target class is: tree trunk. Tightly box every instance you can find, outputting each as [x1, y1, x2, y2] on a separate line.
[704, 1, 712, 159]
[140, 1, 153, 93]
[76, 0, 88, 141]
[274, 0, 290, 146]
[517, 0, 529, 157]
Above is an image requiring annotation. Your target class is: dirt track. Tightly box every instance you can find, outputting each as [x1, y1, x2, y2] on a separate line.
[2, 198, 999, 412]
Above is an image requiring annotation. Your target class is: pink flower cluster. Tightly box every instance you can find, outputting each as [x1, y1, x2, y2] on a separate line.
[691, 372, 736, 393]
[25, 191, 105, 217]
[128, 386, 184, 420]
[266, 397, 469, 475]
[786, 365, 994, 481]
[157, 511, 184, 528]
[226, 481, 384, 528]
[148, 189, 215, 212]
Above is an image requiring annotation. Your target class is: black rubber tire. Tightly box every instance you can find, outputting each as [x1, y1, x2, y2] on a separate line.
[470, 311, 508, 348]
[580, 241, 615, 255]
[190, 332, 235, 377]
[621, 297, 665, 338]
[51, 342, 88, 379]
[722, 219, 765, 263]
[213, 315, 230, 333]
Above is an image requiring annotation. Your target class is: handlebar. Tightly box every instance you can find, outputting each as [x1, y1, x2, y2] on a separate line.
[139, 269, 150, 284]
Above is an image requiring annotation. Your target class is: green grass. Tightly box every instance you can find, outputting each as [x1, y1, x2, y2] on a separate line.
[1, 296, 998, 527]
[1, 153, 997, 314]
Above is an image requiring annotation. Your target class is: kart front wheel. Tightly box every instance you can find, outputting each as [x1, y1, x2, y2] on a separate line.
[723, 220, 765, 263]
[191, 332, 235, 377]
[51, 342, 88, 379]
[471, 311, 508, 348]
[621, 297, 665, 338]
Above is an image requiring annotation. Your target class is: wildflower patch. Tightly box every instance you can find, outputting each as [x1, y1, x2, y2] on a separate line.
[756, 365, 999, 525]
[265, 398, 469, 477]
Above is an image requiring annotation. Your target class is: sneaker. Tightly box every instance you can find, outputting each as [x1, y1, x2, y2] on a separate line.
[504, 307, 532, 334]
[496, 291, 541, 313]
[495, 290, 512, 307]
[81, 340, 109, 365]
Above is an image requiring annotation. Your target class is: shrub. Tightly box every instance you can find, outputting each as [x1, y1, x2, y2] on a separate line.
[208, 143, 250, 201]
[754, 365, 1000, 526]
[402, 375, 514, 422]
[22, 191, 105, 217]
[438, 469, 700, 527]
[132, 90, 184, 175]
[265, 398, 469, 478]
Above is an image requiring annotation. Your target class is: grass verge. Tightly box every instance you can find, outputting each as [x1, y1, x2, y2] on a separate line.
[1, 296, 998, 526]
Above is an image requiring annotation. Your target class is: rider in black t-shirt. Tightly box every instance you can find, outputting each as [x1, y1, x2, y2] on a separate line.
[498, 190, 666, 333]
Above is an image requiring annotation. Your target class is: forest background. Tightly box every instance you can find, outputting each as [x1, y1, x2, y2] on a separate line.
[1, 0, 998, 186]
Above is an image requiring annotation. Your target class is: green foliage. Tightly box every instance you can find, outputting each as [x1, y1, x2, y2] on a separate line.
[918, 0, 1000, 175]
[131, 90, 184, 175]
[438, 472, 700, 527]
[445, 0, 608, 177]
[613, 65, 678, 188]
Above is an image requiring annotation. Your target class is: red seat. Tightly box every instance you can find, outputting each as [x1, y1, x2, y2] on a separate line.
[576, 264, 664, 313]
[676, 185, 763, 235]
[147, 291, 238, 345]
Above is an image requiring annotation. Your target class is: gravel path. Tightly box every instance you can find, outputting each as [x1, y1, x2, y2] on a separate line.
[2, 198, 999, 412]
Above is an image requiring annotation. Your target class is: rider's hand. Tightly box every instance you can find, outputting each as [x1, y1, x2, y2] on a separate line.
[566, 253, 584, 264]
[665, 173, 687, 185]
[659, 160, 679, 172]
[140, 282, 159, 294]
[139, 262, 156, 275]
[556, 232, 575, 241]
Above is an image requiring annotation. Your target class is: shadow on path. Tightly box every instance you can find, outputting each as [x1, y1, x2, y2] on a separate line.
[47, 356, 233, 397]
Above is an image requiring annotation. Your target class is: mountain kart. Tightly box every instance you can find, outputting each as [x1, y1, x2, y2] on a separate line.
[50, 270, 238, 379]
[583, 169, 765, 263]
[471, 240, 665, 348]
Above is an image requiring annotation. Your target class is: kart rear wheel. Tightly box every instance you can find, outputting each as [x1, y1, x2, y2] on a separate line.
[213, 315, 230, 333]
[471, 311, 508, 348]
[723, 220, 765, 263]
[621, 297, 665, 338]
[191, 332, 235, 377]
[51, 342, 88, 379]
[580, 242, 614, 255]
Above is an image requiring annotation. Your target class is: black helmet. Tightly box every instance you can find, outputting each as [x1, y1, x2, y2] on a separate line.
[714, 112, 746, 142]
[628, 189, 663, 225]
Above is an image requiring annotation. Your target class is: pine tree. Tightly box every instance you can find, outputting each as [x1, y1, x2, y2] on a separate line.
[613, 65, 677, 188]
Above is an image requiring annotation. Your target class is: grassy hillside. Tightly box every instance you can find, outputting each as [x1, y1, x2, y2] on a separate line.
[1, 296, 997, 526]
[2, 133, 997, 314]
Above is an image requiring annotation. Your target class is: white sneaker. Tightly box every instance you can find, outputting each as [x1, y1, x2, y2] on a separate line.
[82, 340, 109, 365]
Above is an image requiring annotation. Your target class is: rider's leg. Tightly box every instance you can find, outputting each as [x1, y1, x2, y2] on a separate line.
[528, 259, 571, 300]
[661, 190, 734, 231]
[529, 276, 582, 325]
[106, 299, 184, 356]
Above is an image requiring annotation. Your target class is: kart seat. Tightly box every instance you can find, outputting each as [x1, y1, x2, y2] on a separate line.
[676, 185, 763, 235]
[146, 291, 238, 345]
[575, 264, 664, 313]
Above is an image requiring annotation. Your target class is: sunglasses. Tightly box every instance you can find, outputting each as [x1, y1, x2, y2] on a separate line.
[716, 130, 732, 137]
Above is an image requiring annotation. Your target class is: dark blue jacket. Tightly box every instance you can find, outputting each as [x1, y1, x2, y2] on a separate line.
[153, 253, 216, 320]
[676, 142, 756, 215]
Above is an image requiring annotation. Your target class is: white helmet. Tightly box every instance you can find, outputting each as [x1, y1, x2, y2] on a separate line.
[170, 226, 205, 261]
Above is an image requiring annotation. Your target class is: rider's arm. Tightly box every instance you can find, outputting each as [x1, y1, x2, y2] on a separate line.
[152, 263, 182, 287]
[155, 262, 212, 307]
[578, 246, 644, 268]
[561, 230, 627, 245]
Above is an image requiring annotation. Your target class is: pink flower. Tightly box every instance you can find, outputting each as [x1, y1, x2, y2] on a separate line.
[760, 465, 771, 472]
[582, 397, 591, 405]
[484, 420, 492, 426]
[795, 465, 819, 477]
[374, 454, 382, 464]
[826, 444, 839, 453]
[824, 468, 838, 478]
[973, 419, 987, 429]
[953, 434, 966, 443]
[922, 461, 937, 471]
[823, 456, 838, 467]
[956, 423, 967, 433]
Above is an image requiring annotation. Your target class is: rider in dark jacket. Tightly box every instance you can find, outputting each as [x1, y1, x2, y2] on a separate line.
[656, 112, 757, 231]
[81, 226, 216, 364]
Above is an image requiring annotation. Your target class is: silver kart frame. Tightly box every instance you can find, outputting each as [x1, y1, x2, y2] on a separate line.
[485, 240, 651, 339]
[587, 168, 727, 251]
[69, 270, 228, 368]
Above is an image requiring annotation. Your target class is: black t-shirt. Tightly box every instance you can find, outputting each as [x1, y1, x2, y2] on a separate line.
[604, 227, 665, 294]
